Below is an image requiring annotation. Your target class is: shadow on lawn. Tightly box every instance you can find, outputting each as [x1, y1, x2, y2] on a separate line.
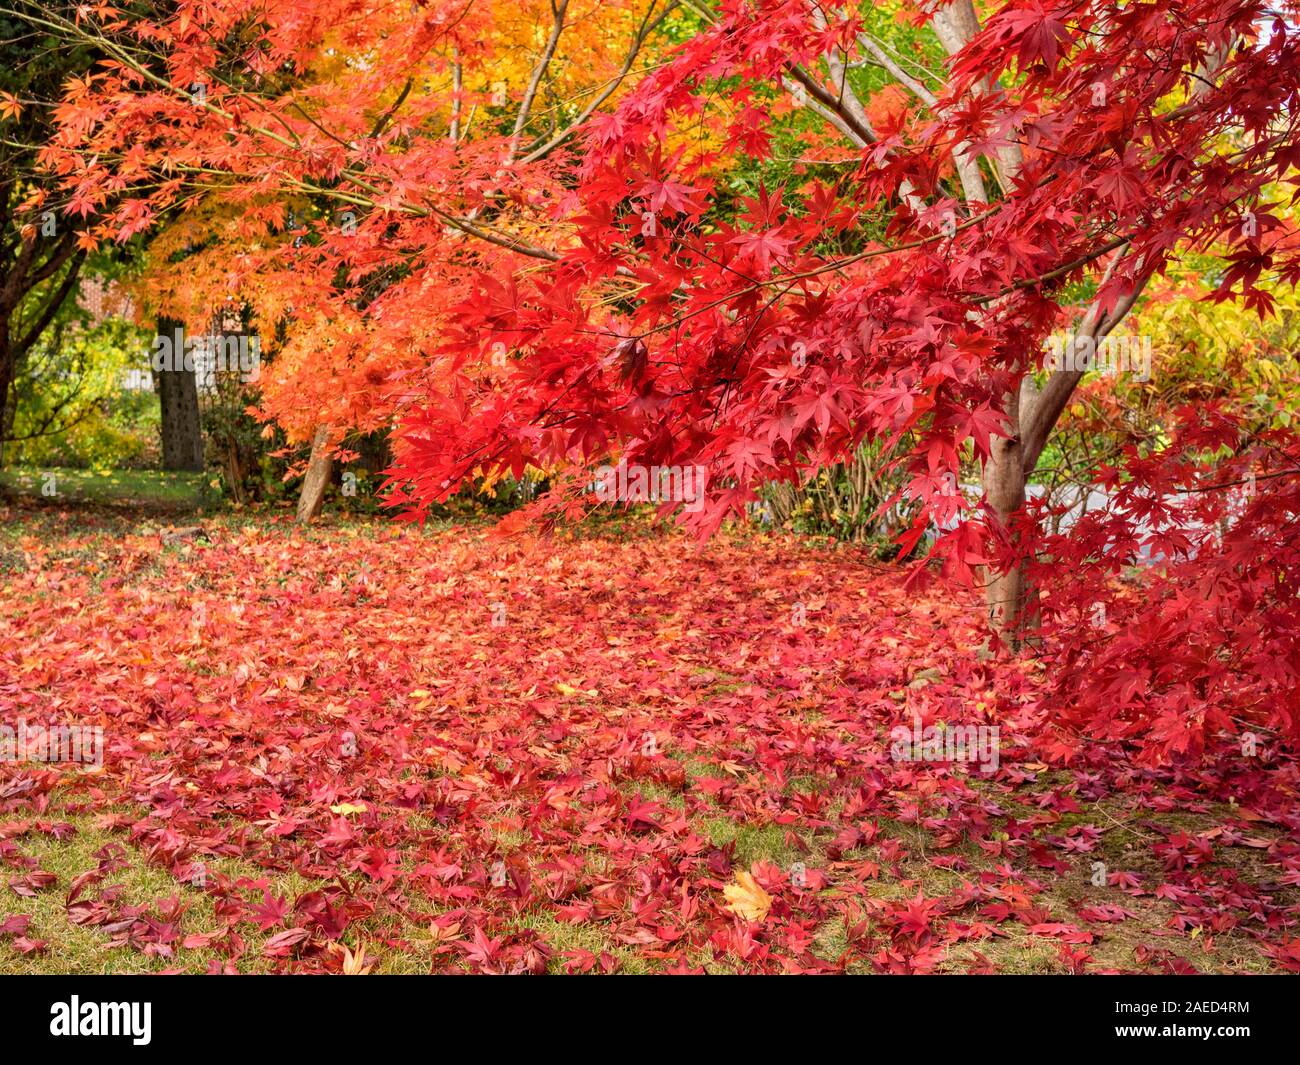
[0, 467, 212, 519]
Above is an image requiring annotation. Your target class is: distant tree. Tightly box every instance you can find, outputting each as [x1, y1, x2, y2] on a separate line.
[0, 3, 98, 461]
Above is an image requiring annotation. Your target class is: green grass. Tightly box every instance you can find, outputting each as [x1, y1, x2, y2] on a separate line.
[0, 808, 478, 975]
[10, 792, 1279, 975]
[0, 467, 207, 510]
[0, 812, 286, 974]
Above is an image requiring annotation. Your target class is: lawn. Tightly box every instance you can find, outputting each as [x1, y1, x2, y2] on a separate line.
[1, 495, 1298, 975]
[0, 467, 208, 511]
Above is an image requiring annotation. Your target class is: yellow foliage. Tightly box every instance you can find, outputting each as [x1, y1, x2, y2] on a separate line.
[723, 868, 774, 923]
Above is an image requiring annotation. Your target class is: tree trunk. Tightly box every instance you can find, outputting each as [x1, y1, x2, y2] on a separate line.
[986, 267, 1151, 647]
[295, 424, 333, 523]
[0, 239, 85, 466]
[981, 425, 1040, 649]
[154, 317, 205, 471]
[0, 337, 15, 467]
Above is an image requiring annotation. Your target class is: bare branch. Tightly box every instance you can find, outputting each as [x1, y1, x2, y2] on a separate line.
[507, 0, 571, 163]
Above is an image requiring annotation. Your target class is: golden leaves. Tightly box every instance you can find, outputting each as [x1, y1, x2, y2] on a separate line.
[327, 941, 375, 975]
[722, 869, 773, 923]
[555, 681, 597, 697]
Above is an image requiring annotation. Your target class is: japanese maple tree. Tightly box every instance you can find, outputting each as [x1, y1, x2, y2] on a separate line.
[22, 0, 681, 473]
[26, 0, 1300, 758]
[382, 0, 1300, 756]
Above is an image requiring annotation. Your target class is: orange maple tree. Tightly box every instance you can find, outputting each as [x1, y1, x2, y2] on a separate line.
[35, 0, 681, 449]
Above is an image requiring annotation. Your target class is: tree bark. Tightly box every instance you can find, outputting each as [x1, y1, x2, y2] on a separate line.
[983, 267, 1152, 646]
[154, 317, 205, 471]
[0, 339, 16, 467]
[0, 233, 85, 466]
[295, 424, 333, 523]
[981, 429, 1039, 648]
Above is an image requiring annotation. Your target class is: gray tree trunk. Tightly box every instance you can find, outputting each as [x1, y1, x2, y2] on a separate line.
[154, 317, 204, 472]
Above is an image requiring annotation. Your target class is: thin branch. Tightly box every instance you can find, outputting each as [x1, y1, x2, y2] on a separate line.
[507, 0, 571, 163]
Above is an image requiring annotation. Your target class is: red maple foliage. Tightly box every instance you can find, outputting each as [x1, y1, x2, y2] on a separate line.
[383, 0, 1300, 760]
[30, 5, 1300, 769]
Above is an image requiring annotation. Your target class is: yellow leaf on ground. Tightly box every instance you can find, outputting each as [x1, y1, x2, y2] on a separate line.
[555, 682, 597, 697]
[327, 941, 375, 974]
[723, 869, 773, 923]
